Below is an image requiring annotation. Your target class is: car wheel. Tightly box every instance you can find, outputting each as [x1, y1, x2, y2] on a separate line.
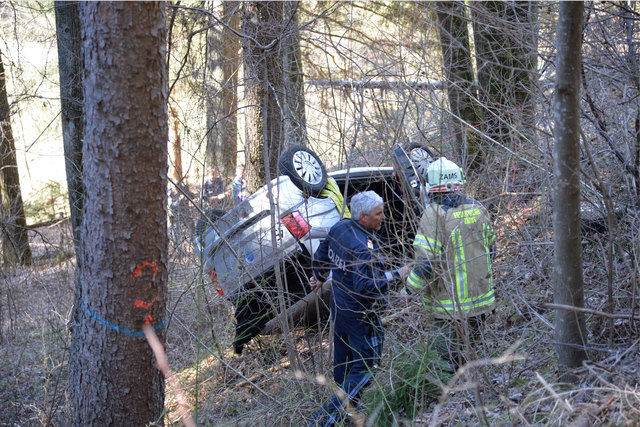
[279, 145, 328, 196]
[407, 143, 435, 179]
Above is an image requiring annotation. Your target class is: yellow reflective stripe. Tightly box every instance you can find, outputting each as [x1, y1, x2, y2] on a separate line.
[451, 228, 468, 300]
[483, 223, 496, 244]
[407, 270, 428, 290]
[414, 233, 443, 254]
[422, 289, 495, 312]
[412, 234, 429, 248]
[482, 223, 494, 288]
[452, 208, 481, 219]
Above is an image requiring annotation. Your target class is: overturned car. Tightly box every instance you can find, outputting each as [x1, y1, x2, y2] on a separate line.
[195, 144, 434, 353]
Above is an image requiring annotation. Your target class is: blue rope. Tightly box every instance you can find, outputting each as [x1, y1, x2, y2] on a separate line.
[83, 302, 165, 338]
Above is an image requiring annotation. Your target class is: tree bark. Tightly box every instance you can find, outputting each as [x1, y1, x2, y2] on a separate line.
[205, 1, 240, 184]
[435, 1, 483, 173]
[54, 2, 85, 390]
[242, 1, 285, 193]
[553, 0, 588, 380]
[242, 2, 302, 370]
[54, 0, 84, 261]
[283, 1, 308, 148]
[71, 3, 168, 424]
[220, 1, 241, 182]
[0, 47, 32, 266]
[472, 1, 538, 150]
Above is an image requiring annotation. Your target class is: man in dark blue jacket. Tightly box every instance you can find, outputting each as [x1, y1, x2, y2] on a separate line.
[308, 191, 413, 426]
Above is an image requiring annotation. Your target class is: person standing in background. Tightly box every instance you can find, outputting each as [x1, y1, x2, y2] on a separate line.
[201, 169, 225, 206]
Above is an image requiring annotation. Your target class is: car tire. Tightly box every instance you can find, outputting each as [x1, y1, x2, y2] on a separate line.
[279, 145, 328, 196]
[406, 143, 435, 179]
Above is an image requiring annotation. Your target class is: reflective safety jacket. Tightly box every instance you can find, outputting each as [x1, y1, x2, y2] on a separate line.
[407, 194, 496, 319]
[313, 218, 398, 335]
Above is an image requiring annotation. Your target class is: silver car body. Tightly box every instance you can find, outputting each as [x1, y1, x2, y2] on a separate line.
[195, 167, 395, 299]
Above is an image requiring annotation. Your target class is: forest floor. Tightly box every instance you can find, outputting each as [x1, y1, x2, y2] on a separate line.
[1, 218, 639, 426]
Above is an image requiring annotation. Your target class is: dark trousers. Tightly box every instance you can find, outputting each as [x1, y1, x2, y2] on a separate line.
[431, 314, 486, 370]
[310, 324, 383, 427]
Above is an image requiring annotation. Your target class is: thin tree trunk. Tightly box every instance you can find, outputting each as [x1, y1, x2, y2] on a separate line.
[55, 0, 84, 260]
[0, 47, 31, 266]
[204, 2, 221, 175]
[553, 0, 588, 380]
[220, 1, 240, 182]
[623, 1, 640, 199]
[71, 3, 168, 424]
[54, 2, 85, 383]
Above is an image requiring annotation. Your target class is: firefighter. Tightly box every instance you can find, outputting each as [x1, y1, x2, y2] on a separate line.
[407, 157, 496, 370]
[308, 191, 413, 426]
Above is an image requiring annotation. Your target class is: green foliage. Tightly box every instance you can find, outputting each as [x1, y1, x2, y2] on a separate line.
[23, 180, 68, 224]
[366, 342, 453, 426]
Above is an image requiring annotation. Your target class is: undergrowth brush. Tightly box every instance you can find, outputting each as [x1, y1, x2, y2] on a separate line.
[1, 206, 639, 426]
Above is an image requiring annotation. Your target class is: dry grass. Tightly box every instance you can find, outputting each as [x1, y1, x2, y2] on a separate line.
[1, 222, 74, 426]
[1, 211, 639, 426]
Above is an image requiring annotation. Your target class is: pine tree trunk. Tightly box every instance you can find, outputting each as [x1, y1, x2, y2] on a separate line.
[473, 1, 538, 150]
[204, 2, 221, 175]
[0, 47, 32, 266]
[242, 1, 285, 193]
[55, 0, 84, 261]
[220, 1, 240, 182]
[55, 2, 85, 382]
[205, 1, 240, 184]
[283, 1, 308, 148]
[435, 1, 483, 173]
[241, 2, 300, 370]
[70, 3, 168, 424]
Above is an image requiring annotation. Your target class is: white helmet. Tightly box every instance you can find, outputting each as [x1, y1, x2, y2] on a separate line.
[426, 157, 465, 193]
